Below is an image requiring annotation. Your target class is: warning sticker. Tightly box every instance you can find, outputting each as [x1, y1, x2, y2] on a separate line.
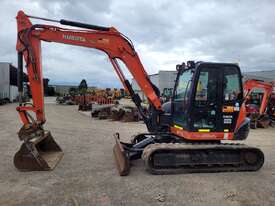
[224, 118, 232, 124]
[222, 106, 234, 113]
[224, 133, 229, 140]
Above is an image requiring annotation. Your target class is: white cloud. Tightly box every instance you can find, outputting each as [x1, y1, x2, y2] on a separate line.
[0, 0, 275, 88]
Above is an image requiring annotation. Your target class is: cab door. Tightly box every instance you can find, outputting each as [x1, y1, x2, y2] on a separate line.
[190, 65, 223, 132]
[190, 64, 243, 133]
[221, 66, 243, 133]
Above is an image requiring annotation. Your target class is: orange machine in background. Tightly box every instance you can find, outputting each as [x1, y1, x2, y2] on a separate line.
[244, 79, 274, 128]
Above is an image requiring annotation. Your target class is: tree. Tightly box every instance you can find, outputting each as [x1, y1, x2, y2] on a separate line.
[78, 79, 88, 105]
[79, 79, 88, 95]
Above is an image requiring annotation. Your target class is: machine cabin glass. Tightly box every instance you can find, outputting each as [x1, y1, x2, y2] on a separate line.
[172, 68, 193, 129]
[192, 66, 220, 131]
[172, 63, 243, 133]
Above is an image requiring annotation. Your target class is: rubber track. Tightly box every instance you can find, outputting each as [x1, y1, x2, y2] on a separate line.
[142, 143, 264, 175]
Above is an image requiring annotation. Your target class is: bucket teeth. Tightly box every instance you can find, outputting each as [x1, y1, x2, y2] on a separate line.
[113, 135, 130, 176]
[14, 131, 63, 171]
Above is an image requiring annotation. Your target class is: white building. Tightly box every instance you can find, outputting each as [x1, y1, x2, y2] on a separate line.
[131, 70, 177, 101]
[0, 62, 18, 102]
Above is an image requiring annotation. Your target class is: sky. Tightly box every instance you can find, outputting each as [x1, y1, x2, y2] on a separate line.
[1, 0, 275, 88]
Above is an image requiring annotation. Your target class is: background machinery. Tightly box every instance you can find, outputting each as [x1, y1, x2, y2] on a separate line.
[270, 91, 275, 122]
[15, 11, 264, 175]
[244, 79, 274, 128]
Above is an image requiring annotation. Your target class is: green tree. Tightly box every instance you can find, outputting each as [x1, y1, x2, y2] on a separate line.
[78, 79, 88, 104]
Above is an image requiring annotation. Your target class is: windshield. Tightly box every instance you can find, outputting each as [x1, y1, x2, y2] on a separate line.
[174, 69, 193, 102]
[173, 69, 193, 128]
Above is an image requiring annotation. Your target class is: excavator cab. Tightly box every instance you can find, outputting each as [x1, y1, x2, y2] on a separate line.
[172, 61, 244, 135]
[114, 61, 263, 176]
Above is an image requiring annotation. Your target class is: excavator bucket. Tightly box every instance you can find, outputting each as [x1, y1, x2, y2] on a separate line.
[257, 115, 271, 128]
[14, 131, 63, 171]
[113, 134, 130, 176]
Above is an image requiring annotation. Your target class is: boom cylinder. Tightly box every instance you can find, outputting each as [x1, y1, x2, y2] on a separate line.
[60, 19, 110, 31]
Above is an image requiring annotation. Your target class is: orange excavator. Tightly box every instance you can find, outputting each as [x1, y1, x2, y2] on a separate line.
[270, 93, 275, 122]
[14, 11, 264, 175]
[244, 79, 274, 129]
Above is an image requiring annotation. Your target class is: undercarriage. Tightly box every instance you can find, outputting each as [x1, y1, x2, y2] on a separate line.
[114, 133, 264, 176]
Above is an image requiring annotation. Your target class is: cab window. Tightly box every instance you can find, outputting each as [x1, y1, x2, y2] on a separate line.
[173, 69, 193, 128]
[174, 69, 193, 102]
[195, 71, 208, 102]
[193, 67, 218, 129]
[246, 88, 265, 106]
[223, 67, 242, 102]
[194, 68, 218, 107]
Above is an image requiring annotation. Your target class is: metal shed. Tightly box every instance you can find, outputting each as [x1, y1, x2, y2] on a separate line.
[0, 62, 18, 101]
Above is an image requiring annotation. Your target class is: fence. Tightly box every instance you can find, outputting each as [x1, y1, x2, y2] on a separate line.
[73, 95, 114, 105]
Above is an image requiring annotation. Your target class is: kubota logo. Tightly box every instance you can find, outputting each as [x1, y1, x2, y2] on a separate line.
[63, 34, 86, 42]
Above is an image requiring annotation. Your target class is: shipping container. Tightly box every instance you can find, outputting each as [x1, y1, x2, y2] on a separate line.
[0, 62, 18, 102]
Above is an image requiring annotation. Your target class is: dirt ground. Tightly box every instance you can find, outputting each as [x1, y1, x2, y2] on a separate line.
[0, 100, 275, 206]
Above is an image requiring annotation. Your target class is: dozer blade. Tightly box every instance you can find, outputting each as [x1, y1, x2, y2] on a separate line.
[14, 131, 63, 171]
[113, 135, 130, 176]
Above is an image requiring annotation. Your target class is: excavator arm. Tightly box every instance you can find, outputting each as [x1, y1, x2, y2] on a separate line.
[16, 10, 162, 129]
[14, 10, 163, 172]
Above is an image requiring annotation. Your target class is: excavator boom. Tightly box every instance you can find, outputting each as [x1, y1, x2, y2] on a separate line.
[16, 11, 162, 127]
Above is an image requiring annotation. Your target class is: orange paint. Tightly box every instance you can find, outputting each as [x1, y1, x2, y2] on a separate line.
[222, 106, 234, 113]
[170, 127, 234, 140]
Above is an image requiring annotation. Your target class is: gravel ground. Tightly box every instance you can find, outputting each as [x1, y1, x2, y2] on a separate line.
[0, 101, 275, 206]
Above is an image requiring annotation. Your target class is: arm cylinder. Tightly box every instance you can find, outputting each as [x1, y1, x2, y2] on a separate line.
[17, 52, 23, 105]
